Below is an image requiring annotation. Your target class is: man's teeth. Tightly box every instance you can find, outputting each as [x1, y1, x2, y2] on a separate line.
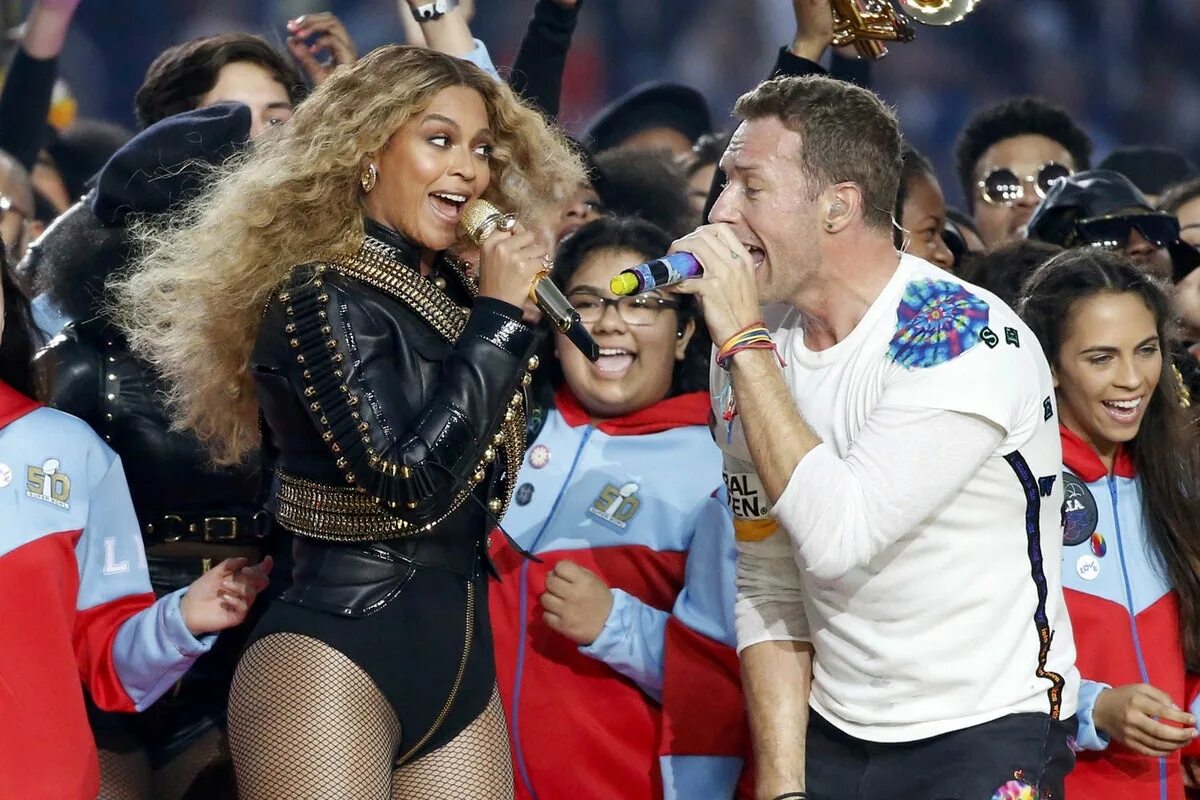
[1105, 398, 1141, 410]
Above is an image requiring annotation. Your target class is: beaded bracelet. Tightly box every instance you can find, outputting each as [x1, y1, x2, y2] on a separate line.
[716, 320, 785, 371]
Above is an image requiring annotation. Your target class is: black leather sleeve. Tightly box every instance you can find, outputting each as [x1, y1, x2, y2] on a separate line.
[33, 328, 102, 427]
[274, 266, 536, 523]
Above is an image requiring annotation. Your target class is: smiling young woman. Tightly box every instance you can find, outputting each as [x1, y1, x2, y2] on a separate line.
[488, 217, 749, 800]
[1021, 248, 1200, 800]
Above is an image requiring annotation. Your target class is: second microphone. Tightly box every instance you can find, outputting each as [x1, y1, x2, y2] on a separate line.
[609, 252, 702, 296]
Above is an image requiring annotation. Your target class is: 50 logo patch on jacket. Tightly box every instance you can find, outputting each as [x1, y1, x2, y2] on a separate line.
[588, 482, 641, 531]
[26, 458, 71, 509]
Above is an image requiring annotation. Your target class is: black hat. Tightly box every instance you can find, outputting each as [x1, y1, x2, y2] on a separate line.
[91, 102, 251, 226]
[1026, 170, 1155, 246]
[1097, 146, 1198, 198]
[43, 119, 133, 203]
[1027, 169, 1200, 278]
[583, 82, 711, 155]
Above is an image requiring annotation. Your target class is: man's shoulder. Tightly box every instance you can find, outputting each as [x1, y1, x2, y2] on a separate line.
[886, 258, 1039, 374]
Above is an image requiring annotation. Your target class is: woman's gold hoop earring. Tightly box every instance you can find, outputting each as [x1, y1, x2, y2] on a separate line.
[361, 163, 378, 193]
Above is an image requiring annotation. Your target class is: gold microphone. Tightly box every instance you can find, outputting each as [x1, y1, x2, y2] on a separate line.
[460, 199, 600, 362]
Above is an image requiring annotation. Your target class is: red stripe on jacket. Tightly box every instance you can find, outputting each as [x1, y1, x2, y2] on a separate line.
[491, 541, 685, 800]
[0, 529, 154, 800]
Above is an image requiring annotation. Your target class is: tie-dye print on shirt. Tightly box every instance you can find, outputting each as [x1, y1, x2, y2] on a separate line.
[888, 279, 990, 369]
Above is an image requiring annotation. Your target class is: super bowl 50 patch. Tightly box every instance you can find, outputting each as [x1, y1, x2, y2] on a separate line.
[26, 458, 71, 509]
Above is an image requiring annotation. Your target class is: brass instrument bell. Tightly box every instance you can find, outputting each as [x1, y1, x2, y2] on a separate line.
[831, 0, 980, 60]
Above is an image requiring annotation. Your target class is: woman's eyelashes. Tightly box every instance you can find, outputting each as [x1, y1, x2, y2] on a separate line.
[428, 133, 491, 160]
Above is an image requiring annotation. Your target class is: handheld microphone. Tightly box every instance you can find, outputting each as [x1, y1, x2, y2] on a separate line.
[609, 252, 702, 296]
[460, 199, 600, 362]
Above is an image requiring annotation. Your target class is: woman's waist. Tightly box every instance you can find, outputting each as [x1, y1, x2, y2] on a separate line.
[282, 534, 484, 617]
[266, 467, 488, 542]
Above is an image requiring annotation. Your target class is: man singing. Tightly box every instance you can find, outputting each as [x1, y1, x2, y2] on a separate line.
[672, 75, 1079, 800]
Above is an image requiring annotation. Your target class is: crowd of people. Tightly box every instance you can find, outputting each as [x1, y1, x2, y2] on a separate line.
[1, 1, 1199, 799]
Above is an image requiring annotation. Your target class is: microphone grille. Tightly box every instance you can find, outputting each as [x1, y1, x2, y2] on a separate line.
[460, 198, 502, 245]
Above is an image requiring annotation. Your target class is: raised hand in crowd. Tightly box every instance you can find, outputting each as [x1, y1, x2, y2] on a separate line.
[791, 0, 835, 61]
[21, 0, 83, 59]
[285, 12, 358, 86]
[400, 0, 476, 49]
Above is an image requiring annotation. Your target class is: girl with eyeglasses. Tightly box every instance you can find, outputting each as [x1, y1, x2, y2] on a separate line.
[1020, 248, 1200, 800]
[489, 216, 748, 800]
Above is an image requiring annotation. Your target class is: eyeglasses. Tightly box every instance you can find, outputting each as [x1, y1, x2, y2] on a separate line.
[567, 291, 680, 326]
[1073, 212, 1181, 250]
[977, 162, 1073, 206]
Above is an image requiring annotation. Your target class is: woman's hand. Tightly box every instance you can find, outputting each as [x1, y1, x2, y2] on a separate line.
[1093, 683, 1197, 757]
[539, 560, 614, 646]
[476, 222, 550, 311]
[180, 556, 274, 637]
[286, 12, 358, 86]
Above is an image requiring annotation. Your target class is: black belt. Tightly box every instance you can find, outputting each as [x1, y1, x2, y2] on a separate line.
[142, 511, 271, 545]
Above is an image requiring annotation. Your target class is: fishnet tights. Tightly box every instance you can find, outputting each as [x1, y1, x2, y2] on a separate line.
[229, 633, 401, 799]
[96, 747, 152, 800]
[228, 633, 513, 798]
[96, 728, 232, 800]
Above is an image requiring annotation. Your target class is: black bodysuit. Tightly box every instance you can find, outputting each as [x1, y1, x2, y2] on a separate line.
[246, 219, 538, 761]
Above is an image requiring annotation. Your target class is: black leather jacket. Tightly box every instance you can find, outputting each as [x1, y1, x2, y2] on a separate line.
[35, 320, 264, 562]
[252, 220, 539, 616]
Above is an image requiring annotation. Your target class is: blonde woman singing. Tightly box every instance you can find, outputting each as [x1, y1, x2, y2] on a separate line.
[114, 45, 583, 799]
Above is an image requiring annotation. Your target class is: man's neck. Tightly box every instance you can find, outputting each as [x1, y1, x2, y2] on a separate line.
[792, 235, 901, 352]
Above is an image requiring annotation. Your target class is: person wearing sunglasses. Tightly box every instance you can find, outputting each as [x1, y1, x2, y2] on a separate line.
[490, 216, 748, 800]
[955, 96, 1093, 248]
[1028, 170, 1200, 406]
[1026, 170, 1195, 283]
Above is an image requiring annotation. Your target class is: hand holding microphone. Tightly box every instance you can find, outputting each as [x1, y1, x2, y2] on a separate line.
[609, 252, 704, 296]
[462, 199, 600, 362]
[648, 224, 766, 349]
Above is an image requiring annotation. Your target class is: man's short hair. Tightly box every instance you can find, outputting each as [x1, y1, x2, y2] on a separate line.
[134, 33, 306, 129]
[954, 96, 1092, 212]
[734, 75, 902, 230]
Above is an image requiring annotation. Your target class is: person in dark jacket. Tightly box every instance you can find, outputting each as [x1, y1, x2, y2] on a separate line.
[113, 46, 584, 799]
[32, 102, 266, 800]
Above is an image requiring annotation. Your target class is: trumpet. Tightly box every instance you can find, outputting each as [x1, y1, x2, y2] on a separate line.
[831, 0, 980, 59]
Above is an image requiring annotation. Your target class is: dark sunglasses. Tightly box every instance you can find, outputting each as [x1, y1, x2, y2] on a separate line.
[1073, 212, 1181, 249]
[977, 162, 1073, 206]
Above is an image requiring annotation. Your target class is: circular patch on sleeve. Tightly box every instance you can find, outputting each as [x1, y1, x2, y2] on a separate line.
[1061, 472, 1098, 546]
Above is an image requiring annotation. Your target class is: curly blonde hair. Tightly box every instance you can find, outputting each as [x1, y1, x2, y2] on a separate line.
[113, 45, 584, 466]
